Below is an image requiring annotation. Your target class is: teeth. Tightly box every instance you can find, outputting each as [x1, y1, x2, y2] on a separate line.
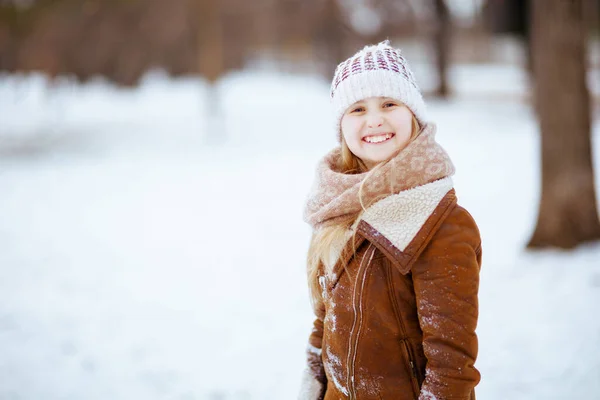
[364, 133, 393, 143]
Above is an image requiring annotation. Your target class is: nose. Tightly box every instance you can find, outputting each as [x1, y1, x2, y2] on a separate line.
[367, 115, 383, 128]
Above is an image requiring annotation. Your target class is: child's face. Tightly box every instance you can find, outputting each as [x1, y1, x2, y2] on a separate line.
[341, 96, 413, 170]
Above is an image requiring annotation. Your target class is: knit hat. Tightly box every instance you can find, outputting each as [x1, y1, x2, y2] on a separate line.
[330, 40, 427, 141]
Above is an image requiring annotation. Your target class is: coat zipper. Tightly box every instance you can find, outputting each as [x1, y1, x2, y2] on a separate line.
[401, 339, 421, 398]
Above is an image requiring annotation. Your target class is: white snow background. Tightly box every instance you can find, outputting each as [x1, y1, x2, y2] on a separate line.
[1, 64, 599, 400]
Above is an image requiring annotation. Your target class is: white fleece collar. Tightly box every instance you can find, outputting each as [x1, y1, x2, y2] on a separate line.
[323, 177, 454, 273]
[360, 177, 454, 252]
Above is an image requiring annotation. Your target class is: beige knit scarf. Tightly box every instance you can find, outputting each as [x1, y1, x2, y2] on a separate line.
[303, 123, 455, 230]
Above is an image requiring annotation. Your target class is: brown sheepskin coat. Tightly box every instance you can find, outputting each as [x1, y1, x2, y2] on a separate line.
[299, 178, 482, 400]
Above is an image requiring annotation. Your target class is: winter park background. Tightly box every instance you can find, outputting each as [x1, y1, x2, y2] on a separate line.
[2, 1, 600, 400]
[2, 64, 600, 400]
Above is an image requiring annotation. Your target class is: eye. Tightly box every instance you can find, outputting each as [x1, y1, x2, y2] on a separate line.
[383, 102, 397, 108]
[350, 107, 365, 113]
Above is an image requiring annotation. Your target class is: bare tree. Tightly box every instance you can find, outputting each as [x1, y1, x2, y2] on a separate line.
[195, 0, 226, 143]
[314, 0, 347, 76]
[528, 0, 600, 249]
[484, 0, 531, 75]
[197, 0, 224, 84]
[432, 0, 450, 97]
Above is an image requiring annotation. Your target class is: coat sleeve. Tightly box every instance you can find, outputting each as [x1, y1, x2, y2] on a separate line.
[411, 206, 482, 400]
[298, 276, 328, 400]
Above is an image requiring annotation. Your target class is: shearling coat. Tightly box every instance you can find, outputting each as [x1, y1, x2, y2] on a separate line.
[299, 177, 481, 400]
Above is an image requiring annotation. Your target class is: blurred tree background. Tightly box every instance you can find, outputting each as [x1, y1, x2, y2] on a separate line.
[4, 0, 596, 87]
[1, 0, 600, 249]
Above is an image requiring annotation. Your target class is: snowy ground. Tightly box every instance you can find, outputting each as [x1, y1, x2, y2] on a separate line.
[1, 66, 599, 400]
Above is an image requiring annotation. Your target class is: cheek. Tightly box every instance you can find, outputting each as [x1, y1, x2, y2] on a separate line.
[392, 110, 414, 137]
[341, 117, 361, 143]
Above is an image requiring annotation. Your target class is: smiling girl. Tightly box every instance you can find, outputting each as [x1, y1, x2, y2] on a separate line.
[298, 41, 482, 400]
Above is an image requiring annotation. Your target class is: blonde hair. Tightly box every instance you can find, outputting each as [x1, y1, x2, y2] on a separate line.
[306, 115, 421, 307]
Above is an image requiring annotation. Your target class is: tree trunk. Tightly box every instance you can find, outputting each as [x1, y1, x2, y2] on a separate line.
[195, 0, 225, 142]
[316, 0, 346, 77]
[521, 0, 533, 78]
[528, 0, 600, 249]
[197, 0, 224, 83]
[483, 0, 532, 76]
[433, 0, 451, 98]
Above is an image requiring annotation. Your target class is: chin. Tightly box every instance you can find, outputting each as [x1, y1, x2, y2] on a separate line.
[360, 157, 385, 169]
[365, 151, 395, 164]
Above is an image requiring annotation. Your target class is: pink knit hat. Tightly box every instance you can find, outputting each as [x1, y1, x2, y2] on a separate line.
[330, 40, 427, 141]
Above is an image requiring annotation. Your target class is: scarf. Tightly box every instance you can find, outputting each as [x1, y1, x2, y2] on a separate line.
[303, 123, 455, 230]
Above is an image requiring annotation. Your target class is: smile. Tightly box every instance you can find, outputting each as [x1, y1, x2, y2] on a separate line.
[362, 133, 395, 144]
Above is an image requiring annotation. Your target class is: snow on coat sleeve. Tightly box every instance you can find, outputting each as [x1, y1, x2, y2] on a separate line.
[411, 205, 482, 400]
[298, 294, 328, 400]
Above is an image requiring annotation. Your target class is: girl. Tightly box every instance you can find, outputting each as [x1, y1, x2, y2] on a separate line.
[298, 41, 482, 400]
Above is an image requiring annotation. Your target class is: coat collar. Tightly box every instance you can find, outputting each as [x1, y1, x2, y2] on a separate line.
[330, 177, 456, 278]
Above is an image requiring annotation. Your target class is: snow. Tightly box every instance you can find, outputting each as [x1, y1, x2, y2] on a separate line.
[447, 0, 485, 22]
[306, 344, 321, 357]
[325, 347, 348, 396]
[1, 64, 599, 399]
[420, 388, 439, 400]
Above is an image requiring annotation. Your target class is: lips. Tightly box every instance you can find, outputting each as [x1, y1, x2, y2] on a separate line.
[362, 132, 395, 144]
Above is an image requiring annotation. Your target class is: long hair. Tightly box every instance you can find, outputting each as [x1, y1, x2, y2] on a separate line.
[306, 115, 421, 308]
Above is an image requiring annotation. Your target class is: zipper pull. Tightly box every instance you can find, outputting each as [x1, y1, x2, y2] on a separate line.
[409, 360, 417, 377]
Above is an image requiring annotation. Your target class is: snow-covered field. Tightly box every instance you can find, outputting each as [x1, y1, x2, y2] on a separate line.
[1, 66, 599, 400]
